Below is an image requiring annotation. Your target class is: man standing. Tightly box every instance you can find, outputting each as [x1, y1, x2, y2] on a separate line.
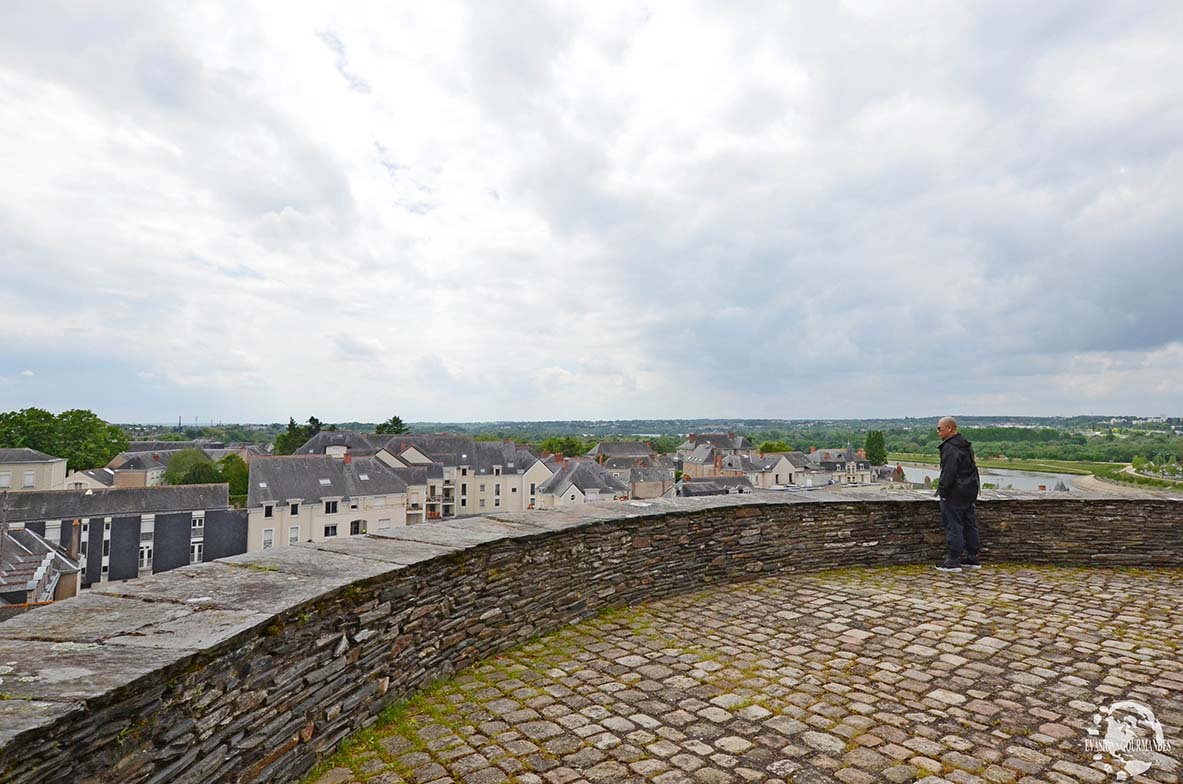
[935, 416, 982, 572]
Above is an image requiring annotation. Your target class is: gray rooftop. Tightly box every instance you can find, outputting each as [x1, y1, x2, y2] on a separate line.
[0, 485, 230, 523]
[585, 441, 655, 459]
[247, 456, 419, 507]
[0, 448, 62, 464]
[537, 461, 630, 496]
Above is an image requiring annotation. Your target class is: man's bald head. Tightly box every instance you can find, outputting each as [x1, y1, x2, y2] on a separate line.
[937, 416, 958, 439]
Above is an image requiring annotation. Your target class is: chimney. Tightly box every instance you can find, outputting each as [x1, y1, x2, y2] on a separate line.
[823, 451, 831, 459]
[563, 458, 571, 471]
[727, 432, 735, 440]
[688, 434, 697, 444]
[343, 453, 352, 465]
[67, 519, 81, 561]
[714, 453, 723, 473]
[554, 452, 563, 463]
[809, 446, 817, 453]
[857, 448, 866, 459]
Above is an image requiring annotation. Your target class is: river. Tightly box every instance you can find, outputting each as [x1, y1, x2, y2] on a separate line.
[898, 462, 1083, 491]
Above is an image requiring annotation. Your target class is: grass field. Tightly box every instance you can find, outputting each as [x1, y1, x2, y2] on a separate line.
[887, 453, 1121, 476]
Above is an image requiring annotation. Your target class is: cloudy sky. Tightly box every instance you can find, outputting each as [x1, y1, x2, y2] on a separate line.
[2, 2, 1181, 424]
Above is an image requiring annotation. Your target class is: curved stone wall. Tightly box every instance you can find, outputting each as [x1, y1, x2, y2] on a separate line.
[0, 492, 1179, 783]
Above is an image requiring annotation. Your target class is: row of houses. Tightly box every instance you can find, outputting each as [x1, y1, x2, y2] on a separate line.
[1, 441, 268, 493]
[675, 433, 875, 486]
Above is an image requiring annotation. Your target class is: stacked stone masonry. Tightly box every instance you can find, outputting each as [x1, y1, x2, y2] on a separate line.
[0, 491, 1179, 783]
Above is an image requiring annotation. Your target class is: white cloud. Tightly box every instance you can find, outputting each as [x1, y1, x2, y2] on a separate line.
[1, 1, 1181, 421]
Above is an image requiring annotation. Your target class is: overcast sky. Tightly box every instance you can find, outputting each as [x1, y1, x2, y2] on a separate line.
[2, 2, 1181, 424]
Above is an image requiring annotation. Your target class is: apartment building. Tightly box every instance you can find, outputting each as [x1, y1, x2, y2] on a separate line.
[0, 484, 244, 587]
[245, 455, 429, 552]
[296, 432, 554, 518]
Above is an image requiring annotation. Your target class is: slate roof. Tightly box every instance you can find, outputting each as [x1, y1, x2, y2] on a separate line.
[295, 431, 383, 456]
[585, 441, 654, 459]
[126, 441, 204, 452]
[721, 454, 787, 473]
[377, 435, 542, 477]
[683, 443, 717, 465]
[677, 433, 753, 452]
[73, 468, 116, 487]
[247, 456, 416, 507]
[677, 476, 755, 497]
[0, 448, 62, 464]
[113, 450, 200, 471]
[0, 485, 230, 523]
[537, 461, 630, 496]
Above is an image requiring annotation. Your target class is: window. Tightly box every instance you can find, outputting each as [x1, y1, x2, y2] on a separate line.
[461, 483, 467, 495]
[190, 540, 203, 564]
[373, 496, 385, 508]
[288, 525, 300, 545]
[570, 494, 576, 501]
[258, 481, 267, 488]
[511, 487, 517, 493]
[139, 545, 153, 570]
[0, 472, 9, 488]
[46, 521, 62, 545]
[530, 483, 536, 495]
[479, 484, 486, 492]
[350, 520, 365, 535]
[290, 503, 300, 516]
[325, 500, 338, 514]
[101, 564, 109, 575]
[495, 484, 501, 496]
[460, 499, 467, 508]
[378, 518, 391, 530]
[479, 499, 486, 508]
[460, 467, 468, 476]
[102, 539, 110, 556]
[22, 470, 35, 488]
[494, 498, 501, 507]
[80, 540, 88, 557]
[493, 467, 501, 476]
[318, 478, 331, 486]
[264, 505, 274, 518]
[262, 528, 274, 549]
[324, 524, 338, 537]
[191, 515, 204, 535]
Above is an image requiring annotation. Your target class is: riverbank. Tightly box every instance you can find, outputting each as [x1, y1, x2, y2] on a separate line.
[887, 453, 1110, 475]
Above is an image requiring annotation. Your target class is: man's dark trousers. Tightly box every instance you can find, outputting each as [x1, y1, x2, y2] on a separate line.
[940, 500, 980, 563]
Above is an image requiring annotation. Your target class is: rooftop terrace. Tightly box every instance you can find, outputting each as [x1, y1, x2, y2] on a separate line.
[0, 489, 1179, 783]
[308, 565, 1182, 783]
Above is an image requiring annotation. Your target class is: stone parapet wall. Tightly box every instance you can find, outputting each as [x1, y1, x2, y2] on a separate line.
[0, 492, 1179, 783]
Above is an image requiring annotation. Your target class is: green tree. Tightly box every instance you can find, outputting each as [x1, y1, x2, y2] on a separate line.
[217, 454, 249, 495]
[164, 449, 215, 485]
[183, 461, 223, 484]
[0, 407, 58, 454]
[758, 440, 792, 453]
[52, 409, 128, 470]
[375, 415, 410, 434]
[538, 436, 587, 456]
[864, 431, 887, 465]
[272, 417, 317, 455]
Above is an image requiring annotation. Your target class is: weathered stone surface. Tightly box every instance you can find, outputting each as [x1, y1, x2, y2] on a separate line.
[0, 493, 1178, 784]
[311, 564, 1183, 784]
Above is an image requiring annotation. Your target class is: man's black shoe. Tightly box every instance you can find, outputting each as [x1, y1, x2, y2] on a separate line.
[961, 559, 982, 570]
[935, 561, 962, 573]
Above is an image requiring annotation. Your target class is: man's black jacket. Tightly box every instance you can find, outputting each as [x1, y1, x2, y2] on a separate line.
[938, 433, 980, 503]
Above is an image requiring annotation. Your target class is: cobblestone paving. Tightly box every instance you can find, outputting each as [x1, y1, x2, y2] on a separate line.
[308, 566, 1183, 784]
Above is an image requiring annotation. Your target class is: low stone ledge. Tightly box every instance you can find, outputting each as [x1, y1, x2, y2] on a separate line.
[0, 491, 1177, 783]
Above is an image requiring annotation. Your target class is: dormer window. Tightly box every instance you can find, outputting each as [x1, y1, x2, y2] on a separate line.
[493, 466, 501, 476]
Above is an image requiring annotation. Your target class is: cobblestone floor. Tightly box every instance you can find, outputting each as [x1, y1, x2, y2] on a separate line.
[308, 566, 1183, 784]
